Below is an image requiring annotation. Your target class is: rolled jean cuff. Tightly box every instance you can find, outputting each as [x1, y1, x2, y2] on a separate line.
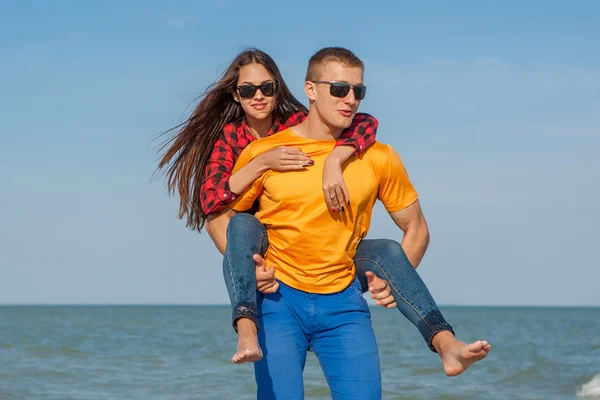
[232, 303, 259, 333]
[426, 323, 455, 352]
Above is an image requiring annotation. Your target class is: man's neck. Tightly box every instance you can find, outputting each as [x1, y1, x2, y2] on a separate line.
[246, 115, 273, 139]
[293, 111, 343, 141]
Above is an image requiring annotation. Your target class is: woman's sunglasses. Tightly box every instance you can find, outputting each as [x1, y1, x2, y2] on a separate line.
[236, 81, 278, 99]
[311, 80, 367, 100]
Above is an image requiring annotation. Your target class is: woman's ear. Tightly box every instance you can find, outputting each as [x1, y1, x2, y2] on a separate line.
[231, 89, 240, 103]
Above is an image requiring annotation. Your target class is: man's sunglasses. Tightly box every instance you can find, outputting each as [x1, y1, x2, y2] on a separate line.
[236, 81, 278, 99]
[311, 80, 367, 100]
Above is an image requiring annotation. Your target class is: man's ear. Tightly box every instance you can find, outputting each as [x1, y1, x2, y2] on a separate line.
[304, 81, 317, 102]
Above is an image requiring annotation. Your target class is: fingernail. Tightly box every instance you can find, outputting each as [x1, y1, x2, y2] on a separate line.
[347, 201, 350, 205]
[308, 160, 314, 165]
[341, 206, 345, 212]
[331, 208, 336, 212]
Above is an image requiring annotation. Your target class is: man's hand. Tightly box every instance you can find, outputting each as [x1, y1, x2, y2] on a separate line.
[254, 254, 280, 294]
[366, 271, 396, 308]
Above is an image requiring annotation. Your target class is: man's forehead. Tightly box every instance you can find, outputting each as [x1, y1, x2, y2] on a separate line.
[317, 61, 364, 81]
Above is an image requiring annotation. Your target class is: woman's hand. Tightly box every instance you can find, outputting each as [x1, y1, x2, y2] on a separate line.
[229, 147, 312, 200]
[322, 156, 350, 212]
[258, 146, 313, 172]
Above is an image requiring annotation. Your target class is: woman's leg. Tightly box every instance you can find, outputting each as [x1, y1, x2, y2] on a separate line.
[354, 239, 490, 376]
[223, 213, 269, 364]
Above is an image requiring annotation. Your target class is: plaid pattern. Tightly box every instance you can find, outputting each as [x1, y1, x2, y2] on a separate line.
[200, 112, 378, 215]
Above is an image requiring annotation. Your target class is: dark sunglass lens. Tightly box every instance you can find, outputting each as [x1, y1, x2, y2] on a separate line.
[259, 82, 276, 97]
[238, 85, 257, 99]
[329, 83, 351, 98]
[353, 85, 367, 100]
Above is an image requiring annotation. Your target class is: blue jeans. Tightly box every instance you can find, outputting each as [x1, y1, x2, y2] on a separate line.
[255, 279, 380, 400]
[223, 213, 454, 352]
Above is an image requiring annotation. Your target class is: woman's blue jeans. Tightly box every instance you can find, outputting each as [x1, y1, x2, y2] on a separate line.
[223, 213, 454, 352]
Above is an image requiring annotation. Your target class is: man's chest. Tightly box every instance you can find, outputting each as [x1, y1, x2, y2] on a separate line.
[262, 157, 379, 209]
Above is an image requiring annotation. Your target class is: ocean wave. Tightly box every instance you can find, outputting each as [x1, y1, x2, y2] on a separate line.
[578, 373, 600, 398]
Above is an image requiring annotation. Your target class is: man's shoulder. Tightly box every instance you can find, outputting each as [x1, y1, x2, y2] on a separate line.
[361, 142, 394, 160]
[360, 142, 407, 173]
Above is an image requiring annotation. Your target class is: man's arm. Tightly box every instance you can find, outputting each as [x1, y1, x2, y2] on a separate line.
[376, 144, 425, 267]
[206, 208, 279, 294]
[206, 208, 237, 255]
[389, 200, 430, 268]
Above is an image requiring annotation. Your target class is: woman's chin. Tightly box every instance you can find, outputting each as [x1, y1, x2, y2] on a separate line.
[245, 110, 274, 121]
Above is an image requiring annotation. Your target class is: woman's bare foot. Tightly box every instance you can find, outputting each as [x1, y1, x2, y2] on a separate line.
[231, 318, 262, 364]
[432, 331, 491, 376]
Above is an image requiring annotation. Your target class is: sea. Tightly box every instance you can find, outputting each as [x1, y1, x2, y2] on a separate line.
[1, 305, 599, 400]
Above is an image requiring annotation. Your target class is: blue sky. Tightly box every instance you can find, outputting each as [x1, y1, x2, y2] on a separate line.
[1, 0, 598, 305]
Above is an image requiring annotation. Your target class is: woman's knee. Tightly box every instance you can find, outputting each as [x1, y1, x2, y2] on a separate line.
[227, 213, 264, 237]
[359, 238, 405, 259]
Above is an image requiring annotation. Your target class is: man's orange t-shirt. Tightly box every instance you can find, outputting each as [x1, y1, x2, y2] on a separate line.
[231, 128, 418, 294]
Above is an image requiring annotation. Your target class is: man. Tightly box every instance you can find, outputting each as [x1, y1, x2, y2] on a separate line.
[228, 47, 489, 399]
[228, 47, 414, 399]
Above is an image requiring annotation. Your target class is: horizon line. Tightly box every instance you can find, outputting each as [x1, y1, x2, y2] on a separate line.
[1, 303, 599, 308]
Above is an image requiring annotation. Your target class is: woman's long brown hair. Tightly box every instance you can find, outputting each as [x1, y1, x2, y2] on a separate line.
[155, 48, 308, 232]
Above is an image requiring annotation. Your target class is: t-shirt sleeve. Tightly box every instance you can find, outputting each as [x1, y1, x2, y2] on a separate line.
[230, 146, 264, 212]
[378, 146, 419, 212]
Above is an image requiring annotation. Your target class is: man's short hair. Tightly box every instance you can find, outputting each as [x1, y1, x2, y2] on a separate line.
[305, 47, 364, 81]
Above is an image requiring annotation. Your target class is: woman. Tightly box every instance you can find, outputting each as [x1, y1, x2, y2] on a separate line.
[157, 48, 490, 376]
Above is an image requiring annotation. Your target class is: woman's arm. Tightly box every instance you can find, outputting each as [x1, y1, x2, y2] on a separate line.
[202, 132, 312, 215]
[200, 131, 240, 216]
[228, 157, 269, 196]
[335, 112, 378, 154]
[228, 147, 312, 194]
[321, 113, 379, 212]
